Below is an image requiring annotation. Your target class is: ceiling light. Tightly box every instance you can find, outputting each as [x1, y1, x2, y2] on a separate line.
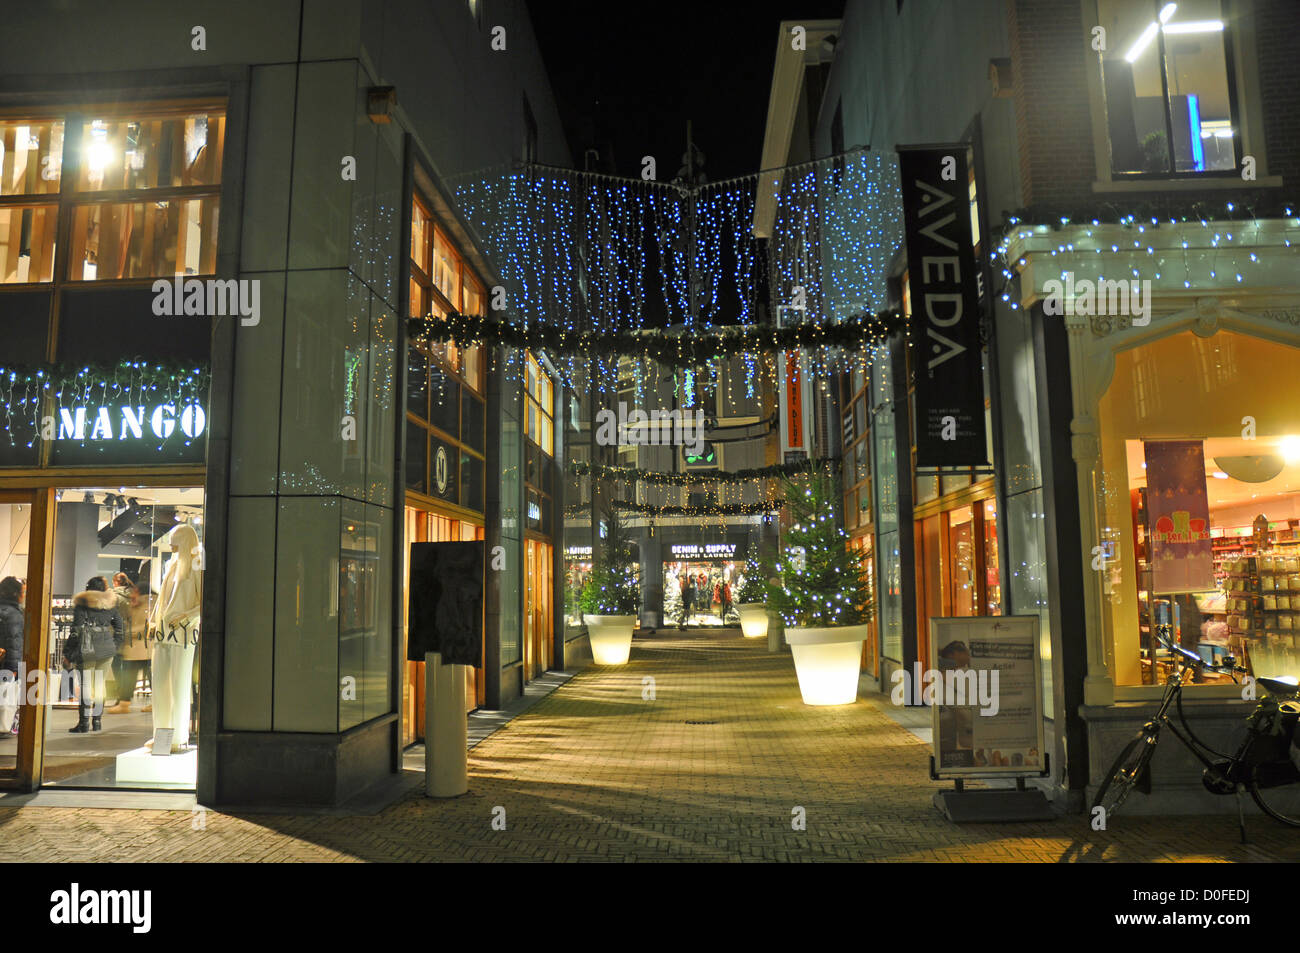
[1125, 21, 1160, 62]
[1282, 436, 1300, 463]
[1163, 19, 1224, 33]
[1159, 3, 1177, 22]
[1212, 471, 1229, 479]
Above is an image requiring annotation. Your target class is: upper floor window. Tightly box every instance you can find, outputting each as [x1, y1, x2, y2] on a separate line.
[0, 104, 224, 284]
[1098, 0, 1239, 176]
[525, 351, 554, 456]
[408, 193, 484, 393]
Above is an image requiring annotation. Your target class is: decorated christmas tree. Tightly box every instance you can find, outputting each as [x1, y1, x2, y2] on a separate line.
[736, 549, 769, 604]
[768, 466, 871, 628]
[579, 506, 641, 616]
[663, 572, 683, 623]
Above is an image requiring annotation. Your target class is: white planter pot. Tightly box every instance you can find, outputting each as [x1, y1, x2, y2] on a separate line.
[784, 624, 869, 706]
[583, 614, 637, 665]
[736, 603, 768, 639]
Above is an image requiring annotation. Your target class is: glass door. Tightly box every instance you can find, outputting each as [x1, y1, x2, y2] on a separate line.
[0, 490, 43, 785]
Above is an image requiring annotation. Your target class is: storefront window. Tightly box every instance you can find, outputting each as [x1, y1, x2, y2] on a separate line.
[41, 487, 204, 789]
[1098, 330, 1300, 686]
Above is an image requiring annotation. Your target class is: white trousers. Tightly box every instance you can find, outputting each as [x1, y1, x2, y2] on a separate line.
[151, 641, 196, 748]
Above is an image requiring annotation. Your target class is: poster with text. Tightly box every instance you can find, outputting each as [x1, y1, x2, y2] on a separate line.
[928, 616, 1044, 777]
[1144, 440, 1215, 594]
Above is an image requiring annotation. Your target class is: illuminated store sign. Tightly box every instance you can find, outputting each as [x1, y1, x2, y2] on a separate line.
[56, 403, 207, 441]
[670, 543, 738, 558]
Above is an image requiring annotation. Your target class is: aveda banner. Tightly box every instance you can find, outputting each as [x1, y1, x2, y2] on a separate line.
[1144, 440, 1215, 594]
[897, 145, 988, 467]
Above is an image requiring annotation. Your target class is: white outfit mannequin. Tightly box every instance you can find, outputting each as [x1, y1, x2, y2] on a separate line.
[148, 523, 202, 750]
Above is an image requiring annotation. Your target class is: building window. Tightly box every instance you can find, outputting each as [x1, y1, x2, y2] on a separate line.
[1097, 0, 1239, 176]
[1, 106, 223, 285]
[408, 194, 484, 393]
[525, 351, 554, 456]
[406, 191, 487, 511]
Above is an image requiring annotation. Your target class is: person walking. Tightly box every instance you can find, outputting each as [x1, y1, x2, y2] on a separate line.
[720, 580, 733, 623]
[0, 577, 24, 736]
[682, 575, 695, 626]
[105, 573, 150, 714]
[64, 576, 124, 733]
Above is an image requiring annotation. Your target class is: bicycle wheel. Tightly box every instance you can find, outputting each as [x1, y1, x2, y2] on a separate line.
[1248, 763, 1300, 827]
[1093, 734, 1155, 820]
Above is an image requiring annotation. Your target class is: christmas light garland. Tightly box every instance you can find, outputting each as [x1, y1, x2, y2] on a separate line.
[613, 499, 782, 516]
[407, 311, 905, 365]
[572, 458, 836, 486]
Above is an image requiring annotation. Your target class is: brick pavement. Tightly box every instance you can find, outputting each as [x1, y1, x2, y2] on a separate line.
[4, 630, 1299, 862]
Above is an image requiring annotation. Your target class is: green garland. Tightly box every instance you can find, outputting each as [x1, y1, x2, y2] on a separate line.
[614, 499, 782, 517]
[408, 311, 906, 365]
[0, 359, 210, 447]
[572, 458, 834, 486]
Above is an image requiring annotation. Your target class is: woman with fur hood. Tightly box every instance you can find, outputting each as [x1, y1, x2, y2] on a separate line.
[105, 573, 151, 715]
[63, 576, 125, 733]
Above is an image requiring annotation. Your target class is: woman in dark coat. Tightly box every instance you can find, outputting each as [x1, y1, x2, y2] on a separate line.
[0, 577, 23, 736]
[64, 576, 125, 733]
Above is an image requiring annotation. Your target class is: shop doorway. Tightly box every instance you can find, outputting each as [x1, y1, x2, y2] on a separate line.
[38, 486, 205, 790]
[402, 505, 483, 747]
[524, 538, 553, 680]
[664, 559, 740, 627]
[0, 491, 39, 780]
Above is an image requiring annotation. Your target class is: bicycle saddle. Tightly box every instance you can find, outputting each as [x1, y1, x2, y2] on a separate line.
[1257, 675, 1300, 696]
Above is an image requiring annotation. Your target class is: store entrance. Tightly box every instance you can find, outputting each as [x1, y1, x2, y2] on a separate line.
[39, 486, 204, 790]
[663, 559, 740, 627]
[0, 490, 39, 782]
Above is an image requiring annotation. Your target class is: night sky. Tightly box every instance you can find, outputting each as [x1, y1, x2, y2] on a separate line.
[527, 1, 847, 182]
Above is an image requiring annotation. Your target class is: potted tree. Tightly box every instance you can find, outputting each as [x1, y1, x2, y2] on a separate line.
[735, 550, 771, 639]
[768, 467, 872, 705]
[579, 508, 640, 665]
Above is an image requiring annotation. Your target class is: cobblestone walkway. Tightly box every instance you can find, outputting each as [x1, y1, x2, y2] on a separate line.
[4, 631, 1298, 862]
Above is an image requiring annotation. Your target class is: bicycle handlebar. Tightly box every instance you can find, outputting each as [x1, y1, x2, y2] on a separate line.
[1152, 625, 1247, 678]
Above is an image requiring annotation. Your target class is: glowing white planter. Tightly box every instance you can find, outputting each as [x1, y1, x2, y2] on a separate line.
[784, 624, 869, 706]
[583, 614, 637, 665]
[736, 603, 769, 639]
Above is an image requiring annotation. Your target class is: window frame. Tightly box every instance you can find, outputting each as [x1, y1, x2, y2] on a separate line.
[0, 100, 225, 290]
[1084, 0, 1279, 191]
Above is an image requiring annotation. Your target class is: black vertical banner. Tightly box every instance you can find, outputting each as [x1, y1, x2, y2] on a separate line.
[897, 145, 988, 468]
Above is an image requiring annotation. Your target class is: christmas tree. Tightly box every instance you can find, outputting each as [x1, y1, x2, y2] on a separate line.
[579, 506, 641, 616]
[663, 571, 684, 624]
[736, 549, 769, 604]
[768, 466, 871, 628]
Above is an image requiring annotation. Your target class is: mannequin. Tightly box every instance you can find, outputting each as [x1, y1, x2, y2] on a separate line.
[148, 522, 202, 752]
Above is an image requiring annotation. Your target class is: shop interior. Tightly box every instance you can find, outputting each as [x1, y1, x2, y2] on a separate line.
[1127, 437, 1300, 685]
[664, 559, 741, 627]
[39, 486, 204, 789]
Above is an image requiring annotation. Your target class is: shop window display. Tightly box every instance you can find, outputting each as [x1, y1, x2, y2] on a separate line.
[41, 487, 204, 789]
[1097, 330, 1300, 687]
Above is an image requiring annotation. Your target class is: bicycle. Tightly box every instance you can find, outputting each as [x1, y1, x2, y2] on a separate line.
[1092, 625, 1300, 838]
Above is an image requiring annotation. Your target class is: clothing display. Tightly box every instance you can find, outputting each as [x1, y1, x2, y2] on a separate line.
[147, 523, 202, 748]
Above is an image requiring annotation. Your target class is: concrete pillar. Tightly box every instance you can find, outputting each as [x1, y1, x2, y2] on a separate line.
[425, 652, 467, 797]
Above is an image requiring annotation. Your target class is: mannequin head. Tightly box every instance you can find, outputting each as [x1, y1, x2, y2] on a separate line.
[166, 522, 202, 574]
